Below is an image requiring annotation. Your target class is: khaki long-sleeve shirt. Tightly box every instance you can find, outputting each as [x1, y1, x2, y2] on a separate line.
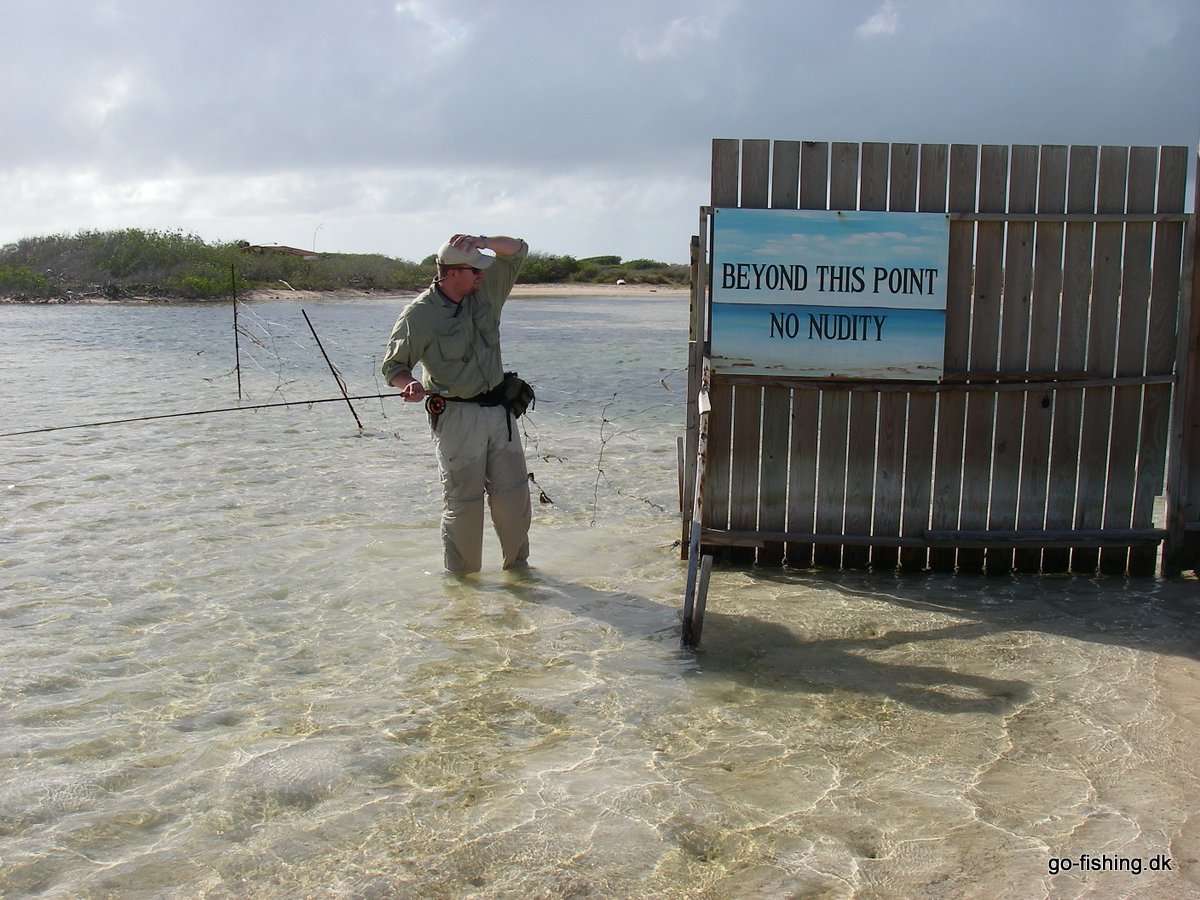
[381, 241, 527, 398]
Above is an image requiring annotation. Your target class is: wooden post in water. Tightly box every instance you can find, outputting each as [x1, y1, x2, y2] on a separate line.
[231, 264, 243, 402]
[682, 356, 713, 648]
[302, 309, 364, 432]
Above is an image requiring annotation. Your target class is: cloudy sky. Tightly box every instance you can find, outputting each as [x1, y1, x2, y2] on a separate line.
[3, 0, 1196, 264]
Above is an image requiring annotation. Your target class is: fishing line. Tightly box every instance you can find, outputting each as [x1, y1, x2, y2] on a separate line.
[511, 365, 685, 525]
[0, 393, 404, 438]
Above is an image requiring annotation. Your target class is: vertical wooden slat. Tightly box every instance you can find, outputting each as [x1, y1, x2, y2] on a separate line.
[786, 389, 819, 567]
[817, 143, 861, 566]
[930, 144, 978, 571]
[860, 143, 890, 210]
[889, 143, 919, 209]
[1101, 147, 1157, 573]
[771, 141, 801, 210]
[705, 380, 734, 549]
[783, 142, 830, 566]
[757, 140, 801, 567]
[1043, 145, 1099, 572]
[868, 143, 917, 569]
[1133, 146, 1188, 573]
[1144, 146, 1189, 375]
[856, 143, 894, 568]
[703, 140, 740, 556]
[740, 139, 771, 210]
[726, 140, 771, 565]
[814, 391, 849, 567]
[900, 144, 949, 571]
[1166, 191, 1200, 572]
[684, 209, 711, 551]
[711, 139, 740, 207]
[987, 145, 1038, 573]
[800, 141, 830, 210]
[843, 392, 878, 567]
[830, 142, 860, 209]
[1014, 145, 1068, 572]
[868, 141, 902, 571]
[872, 389, 906, 570]
[758, 386, 790, 565]
[1073, 146, 1129, 573]
[729, 383, 763, 564]
[958, 145, 1009, 573]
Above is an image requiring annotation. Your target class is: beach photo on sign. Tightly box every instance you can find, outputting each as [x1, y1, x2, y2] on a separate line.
[710, 208, 949, 380]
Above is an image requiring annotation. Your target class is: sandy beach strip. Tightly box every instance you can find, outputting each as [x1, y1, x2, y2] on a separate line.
[509, 282, 687, 298]
[2, 282, 688, 304]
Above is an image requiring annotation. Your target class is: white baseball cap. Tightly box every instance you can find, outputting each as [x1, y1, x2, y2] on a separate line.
[436, 240, 495, 269]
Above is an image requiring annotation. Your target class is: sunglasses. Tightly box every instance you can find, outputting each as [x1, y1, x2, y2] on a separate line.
[445, 265, 482, 275]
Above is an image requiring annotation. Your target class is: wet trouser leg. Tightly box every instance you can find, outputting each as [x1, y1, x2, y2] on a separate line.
[433, 403, 531, 574]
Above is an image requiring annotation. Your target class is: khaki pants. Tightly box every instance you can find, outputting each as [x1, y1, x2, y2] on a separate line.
[432, 402, 531, 574]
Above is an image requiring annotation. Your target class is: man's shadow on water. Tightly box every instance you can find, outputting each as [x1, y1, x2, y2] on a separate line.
[499, 567, 1040, 715]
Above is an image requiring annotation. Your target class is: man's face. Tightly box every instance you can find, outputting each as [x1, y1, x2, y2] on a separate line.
[444, 265, 484, 294]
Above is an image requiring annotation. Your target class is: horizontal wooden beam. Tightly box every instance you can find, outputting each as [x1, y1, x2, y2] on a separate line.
[701, 527, 1166, 550]
[949, 212, 1190, 224]
[716, 373, 1176, 393]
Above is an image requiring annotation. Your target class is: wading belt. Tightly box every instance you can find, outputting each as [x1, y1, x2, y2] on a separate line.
[425, 374, 533, 441]
[425, 385, 513, 440]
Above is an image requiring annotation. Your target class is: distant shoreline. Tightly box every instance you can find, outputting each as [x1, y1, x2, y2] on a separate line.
[1, 282, 689, 305]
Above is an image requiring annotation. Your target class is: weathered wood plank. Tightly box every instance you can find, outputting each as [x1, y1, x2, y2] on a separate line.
[704, 142, 739, 560]
[813, 142, 860, 566]
[987, 145, 1038, 573]
[740, 139, 771, 209]
[800, 141, 830, 209]
[1042, 146, 1099, 572]
[830, 141, 860, 209]
[843, 392, 878, 567]
[930, 143, 978, 571]
[857, 142, 895, 567]
[865, 142, 917, 569]
[728, 384, 763, 564]
[757, 386, 790, 566]
[725, 139, 770, 565]
[872, 392, 906, 570]
[1101, 147, 1157, 572]
[1134, 146, 1189, 573]
[959, 145, 1009, 573]
[899, 144, 949, 571]
[1015, 145, 1068, 572]
[771, 141, 801, 210]
[703, 380, 733, 555]
[1073, 146, 1128, 573]
[889, 143, 919, 210]
[860, 142, 889, 211]
[703, 527, 1165, 549]
[711, 139, 740, 208]
[786, 389, 820, 567]
[814, 391, 850, 567]
[786, 140, 831, 566]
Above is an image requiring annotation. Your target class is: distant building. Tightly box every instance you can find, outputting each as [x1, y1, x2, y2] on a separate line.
[237, 241, 322, 260]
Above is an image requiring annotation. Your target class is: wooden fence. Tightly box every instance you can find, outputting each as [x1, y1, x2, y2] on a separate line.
[682, 139, 1198, 601]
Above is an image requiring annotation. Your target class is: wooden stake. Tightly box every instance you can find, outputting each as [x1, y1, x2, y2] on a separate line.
[302, 309, 363, 432]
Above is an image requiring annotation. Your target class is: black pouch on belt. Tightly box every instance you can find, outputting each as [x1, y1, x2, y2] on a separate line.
[497, 371, 535, 418]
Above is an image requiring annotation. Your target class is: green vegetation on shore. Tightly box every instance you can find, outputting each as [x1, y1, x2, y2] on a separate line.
[0, 228, 690, 301]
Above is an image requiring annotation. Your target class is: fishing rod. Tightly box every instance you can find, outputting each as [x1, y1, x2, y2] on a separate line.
[0, 393, 407, 438]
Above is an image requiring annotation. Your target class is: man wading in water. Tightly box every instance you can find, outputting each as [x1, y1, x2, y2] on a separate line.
[382, 233, 532, 574]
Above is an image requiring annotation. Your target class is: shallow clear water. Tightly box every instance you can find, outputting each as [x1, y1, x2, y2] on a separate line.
[2, 295, 1198, 898]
